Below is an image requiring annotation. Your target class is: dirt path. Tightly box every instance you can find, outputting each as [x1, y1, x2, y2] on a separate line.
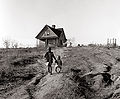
[34, 48, 66, 99]
[34, 73, 63, 99]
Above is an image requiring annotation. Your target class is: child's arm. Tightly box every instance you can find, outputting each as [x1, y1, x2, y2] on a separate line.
[44, 52, 48, 61]
[60, 60, 62, 65]
[44, 52, 48, 58]
[52, 53, 57, 63]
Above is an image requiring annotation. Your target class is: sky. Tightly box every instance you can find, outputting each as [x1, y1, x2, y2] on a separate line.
[0, 0, 120, 47]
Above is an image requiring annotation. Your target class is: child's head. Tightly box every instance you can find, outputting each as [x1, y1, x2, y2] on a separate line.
[48, 47, 51, 52]
[58, 56, 61, 60]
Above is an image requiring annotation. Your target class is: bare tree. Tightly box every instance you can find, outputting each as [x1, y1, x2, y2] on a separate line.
[11, 40, 18, 48]
[67, 37, 75, 47]
[3, 38, 19, 48]
[3, 39, 10, 48]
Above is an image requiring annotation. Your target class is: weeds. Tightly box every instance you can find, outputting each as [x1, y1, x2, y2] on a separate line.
[0, 47, 45, 95]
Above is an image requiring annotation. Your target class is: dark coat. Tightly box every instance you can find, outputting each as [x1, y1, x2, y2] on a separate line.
[44, 51, 56, 64]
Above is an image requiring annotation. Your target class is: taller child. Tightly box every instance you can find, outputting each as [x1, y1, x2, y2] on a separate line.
[44, 47, 57, 75]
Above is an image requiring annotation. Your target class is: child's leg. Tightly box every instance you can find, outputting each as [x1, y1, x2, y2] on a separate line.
[49, 66, 52, 75]
[48, 63, 52, 75]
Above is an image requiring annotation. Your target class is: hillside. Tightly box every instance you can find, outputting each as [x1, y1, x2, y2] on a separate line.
[1, 46, 120, 99]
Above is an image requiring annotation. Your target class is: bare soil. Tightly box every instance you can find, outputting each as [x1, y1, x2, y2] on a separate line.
[1, 46, 120, 99]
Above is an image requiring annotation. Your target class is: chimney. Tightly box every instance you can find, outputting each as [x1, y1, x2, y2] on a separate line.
[52, 25, 56, 29]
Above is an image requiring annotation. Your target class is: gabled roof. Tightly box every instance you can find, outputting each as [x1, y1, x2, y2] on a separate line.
[35, 25, 67, 43]
[35, 25, 48, 39]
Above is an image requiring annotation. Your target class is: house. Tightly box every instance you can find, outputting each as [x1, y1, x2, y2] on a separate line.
[35, 25, 67, 47]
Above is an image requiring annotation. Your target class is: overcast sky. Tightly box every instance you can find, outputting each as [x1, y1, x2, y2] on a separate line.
[0, 0, 120, 47]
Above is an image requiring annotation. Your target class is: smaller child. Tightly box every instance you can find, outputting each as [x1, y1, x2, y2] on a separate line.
[55, 56, 62, 73]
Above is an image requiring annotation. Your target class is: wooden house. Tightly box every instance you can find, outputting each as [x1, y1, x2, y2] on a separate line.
[35, 25, 67, 47]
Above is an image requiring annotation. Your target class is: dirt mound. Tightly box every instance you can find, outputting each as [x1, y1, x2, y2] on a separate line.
[2, 47, 120, 99]
[40, 47, 120, 99]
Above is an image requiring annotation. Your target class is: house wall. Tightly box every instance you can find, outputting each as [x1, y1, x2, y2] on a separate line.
[44, 38, 63, 47]
[56, 38, 59, 46]
[57, 38, 63, 47]
[46, 38, 59, 47]
[48, 39, 56, 45]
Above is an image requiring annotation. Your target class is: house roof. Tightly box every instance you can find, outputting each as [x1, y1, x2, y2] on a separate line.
[35, 25, 67, 42]
[47, 25, 62, 37]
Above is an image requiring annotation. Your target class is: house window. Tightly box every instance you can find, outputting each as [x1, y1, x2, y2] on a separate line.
[47, 32, 50, 35]
[45, 31, 50, 36]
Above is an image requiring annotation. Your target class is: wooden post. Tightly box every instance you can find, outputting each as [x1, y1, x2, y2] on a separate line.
[107, 38, 109, 45]
[39, 40, 41, 47]
[36, 39, 38, 47]
[55, 38, 57, 46]
[110, 39, 111, 45]
[113, 38, 114, 45]
[45, 39, 48, 48]
[115, 38, 117, 47]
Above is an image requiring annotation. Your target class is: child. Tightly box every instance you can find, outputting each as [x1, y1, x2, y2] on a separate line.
[44, 47, 57, 75]
[55, 56, 62, 73]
